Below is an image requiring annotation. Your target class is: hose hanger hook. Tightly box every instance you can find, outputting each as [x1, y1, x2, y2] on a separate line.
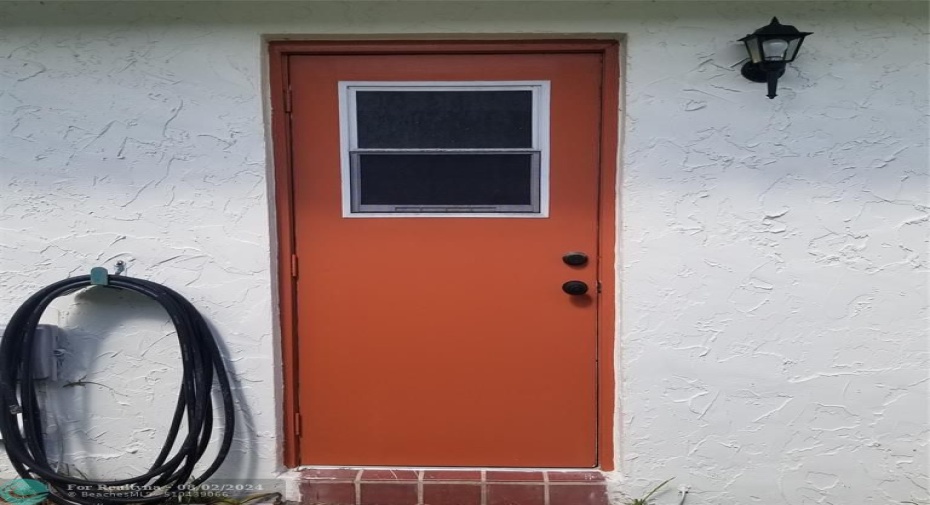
[89, 261, 125, 286]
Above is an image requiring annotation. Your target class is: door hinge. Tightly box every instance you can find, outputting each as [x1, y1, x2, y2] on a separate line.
[597, 281, 602, 293]
[290, 254, 298, 278]
[284, 86, 293, 113]
[294, 412, 302, 437]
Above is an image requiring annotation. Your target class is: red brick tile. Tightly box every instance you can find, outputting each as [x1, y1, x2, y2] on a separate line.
[301, 468, 361, 481]
[361, 469, 420, 481]
[549, 484, 609, 505]
[423, 470, 482, 482]
[359, 482, 418, 505]
[546, 471, 605, 482]
[487, 484, 545, 505]
[486, 471, 545, 482]
[422, 483, 482, 505]
[301, 482, 356, 505]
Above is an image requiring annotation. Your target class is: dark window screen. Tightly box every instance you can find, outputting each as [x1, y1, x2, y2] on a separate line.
[356, 153, 535, 208]
[355, 91, 533, 149]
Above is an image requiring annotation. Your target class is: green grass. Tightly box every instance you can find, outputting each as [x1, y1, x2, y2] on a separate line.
[626, 478, 674, 505]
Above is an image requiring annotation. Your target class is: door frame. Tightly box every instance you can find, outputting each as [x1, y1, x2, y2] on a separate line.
[268, 39, 619, 470]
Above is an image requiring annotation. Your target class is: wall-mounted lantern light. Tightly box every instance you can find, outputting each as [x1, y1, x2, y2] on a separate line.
[739, 17, 813, 99]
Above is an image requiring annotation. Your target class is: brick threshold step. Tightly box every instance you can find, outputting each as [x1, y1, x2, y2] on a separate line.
[299, 468, 608, 505]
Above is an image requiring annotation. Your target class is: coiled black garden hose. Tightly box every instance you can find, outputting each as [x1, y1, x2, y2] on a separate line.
[0, 275, 235, 505]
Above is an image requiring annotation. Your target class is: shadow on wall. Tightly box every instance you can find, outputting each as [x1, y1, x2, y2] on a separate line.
[41, 286, 256, 482]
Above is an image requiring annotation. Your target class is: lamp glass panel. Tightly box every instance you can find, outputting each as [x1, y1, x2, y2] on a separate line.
[784, 38, 803, 62]
[744, 37, 763, 63]
[762, 38, 790, 61]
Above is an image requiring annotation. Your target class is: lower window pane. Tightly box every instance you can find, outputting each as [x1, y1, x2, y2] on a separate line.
[354, 153, 538, 212]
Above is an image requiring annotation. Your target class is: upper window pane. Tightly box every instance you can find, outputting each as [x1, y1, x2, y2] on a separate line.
[355, 91, 533, 149]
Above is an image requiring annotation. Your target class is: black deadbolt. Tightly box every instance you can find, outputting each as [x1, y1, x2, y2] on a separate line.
[562, 280, 589, 295]
[562, 252, 589, 266]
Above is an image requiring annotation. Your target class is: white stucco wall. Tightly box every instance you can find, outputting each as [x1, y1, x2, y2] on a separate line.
[0, 1, 927, 504]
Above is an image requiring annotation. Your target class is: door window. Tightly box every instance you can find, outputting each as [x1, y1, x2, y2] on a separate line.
[339, 82, 550, 217]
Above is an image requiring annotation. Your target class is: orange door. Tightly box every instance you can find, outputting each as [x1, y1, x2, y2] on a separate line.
[287, 49, 603, 467]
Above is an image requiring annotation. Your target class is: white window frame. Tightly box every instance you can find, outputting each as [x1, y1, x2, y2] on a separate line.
[338, 81, 551, 218]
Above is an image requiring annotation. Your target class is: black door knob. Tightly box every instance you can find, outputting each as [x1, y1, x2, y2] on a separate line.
[562, 252, 589, 266]
[562, 280, 589, 295]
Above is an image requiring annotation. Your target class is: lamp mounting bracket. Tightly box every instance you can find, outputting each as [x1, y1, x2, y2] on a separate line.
[741, 62, 785, 83]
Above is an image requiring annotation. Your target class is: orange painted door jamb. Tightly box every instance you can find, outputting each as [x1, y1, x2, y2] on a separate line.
[270, 40, 618, 469]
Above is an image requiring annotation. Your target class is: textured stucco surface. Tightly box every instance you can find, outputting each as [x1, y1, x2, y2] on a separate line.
[0, 1, 927, 504]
